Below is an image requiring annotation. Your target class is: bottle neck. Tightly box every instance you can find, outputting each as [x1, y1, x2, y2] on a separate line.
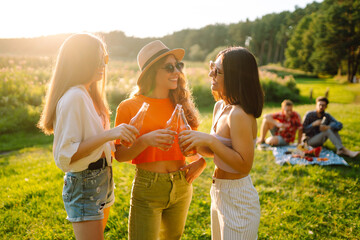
[166, 104, 182, 130]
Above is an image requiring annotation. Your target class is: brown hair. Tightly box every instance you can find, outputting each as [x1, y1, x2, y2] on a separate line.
[281, 99, 294, 109]
[38, 33, 110, 134]
[214, 47, 264, 118]
[133, 55, 199, 128]
[316, 96, 329, 105]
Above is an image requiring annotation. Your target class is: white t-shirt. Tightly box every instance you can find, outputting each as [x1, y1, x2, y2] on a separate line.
[53, 85, 114, 172]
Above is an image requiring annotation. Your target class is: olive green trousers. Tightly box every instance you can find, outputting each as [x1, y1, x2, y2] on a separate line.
[128, 167, 193, 240]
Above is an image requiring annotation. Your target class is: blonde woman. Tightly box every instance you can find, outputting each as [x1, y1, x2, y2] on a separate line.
[114, 40, 206, 240]
[38, 33, 138, 240]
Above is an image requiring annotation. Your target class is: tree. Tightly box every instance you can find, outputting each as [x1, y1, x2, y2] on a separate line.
[228, 19, 253, 47]
[310, 0, 360, 82]
[285, 14, 315, 72]
[188, 44, 206, 61]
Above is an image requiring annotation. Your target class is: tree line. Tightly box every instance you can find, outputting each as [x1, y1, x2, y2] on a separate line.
[0, 0, 358, 82]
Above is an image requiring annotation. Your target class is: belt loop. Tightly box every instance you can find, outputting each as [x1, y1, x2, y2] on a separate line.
[170, 172, 174, 181]
[179, 170, 184, 180]
[154, 172, 158, 183]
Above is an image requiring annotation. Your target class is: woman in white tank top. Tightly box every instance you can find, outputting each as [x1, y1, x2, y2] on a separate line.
[179, 47, 264, 240]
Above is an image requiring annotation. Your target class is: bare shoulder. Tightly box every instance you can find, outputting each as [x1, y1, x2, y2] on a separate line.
[229, 105, 254, 123]
[229, 105, 257, 138]
[213, 101, 223, 115]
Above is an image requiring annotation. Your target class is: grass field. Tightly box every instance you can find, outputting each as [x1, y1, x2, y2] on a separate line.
[1, 69, 360, 239]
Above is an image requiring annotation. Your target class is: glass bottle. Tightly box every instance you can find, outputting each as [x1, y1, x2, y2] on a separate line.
[165, 104, 182, 131]
[178, 108, 197, 157]
[164, 104, 182, 149]
[121, 102, 149, 148]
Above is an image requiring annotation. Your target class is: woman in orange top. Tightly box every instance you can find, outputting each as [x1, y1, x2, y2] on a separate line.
[114, 40, 206, 240]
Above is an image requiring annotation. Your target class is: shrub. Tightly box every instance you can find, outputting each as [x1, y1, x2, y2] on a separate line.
[106, 74, 138, 106]
[260, 70, 300, 103]
[191, 84, 215, 108]
[0, 65, 49, 134]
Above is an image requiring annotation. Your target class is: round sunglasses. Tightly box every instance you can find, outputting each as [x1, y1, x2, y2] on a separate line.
[161, 62, 184, 73]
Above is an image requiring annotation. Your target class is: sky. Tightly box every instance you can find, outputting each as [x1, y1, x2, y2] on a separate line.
[1, 0, 322, 39]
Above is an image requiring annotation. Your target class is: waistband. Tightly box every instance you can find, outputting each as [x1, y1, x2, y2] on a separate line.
[135, 167, 186, 182]
[212, 175, 253, 188]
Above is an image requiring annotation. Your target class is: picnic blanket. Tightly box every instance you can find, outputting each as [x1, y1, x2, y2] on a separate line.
[272, 145, 349, 166]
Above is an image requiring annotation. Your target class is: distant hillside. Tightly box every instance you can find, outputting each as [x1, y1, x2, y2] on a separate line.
[0, 32, 154, 59]
[0, 34, 71, 56]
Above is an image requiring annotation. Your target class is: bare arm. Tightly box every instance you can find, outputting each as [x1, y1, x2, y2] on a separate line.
[265, 113, 285, 128]
[71, 124, 139, 163]
[178, 131, 217, 157]
[194, 101, 223, 157]
[265, 113, 277, 125]
[114, 129, 177, 162]
[180, 157, 207, 183]
[180, 108, 255, 175]
[197, 146, 215, 157]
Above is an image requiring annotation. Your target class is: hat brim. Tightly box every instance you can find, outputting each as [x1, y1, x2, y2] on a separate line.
[137, 48, 185, 84]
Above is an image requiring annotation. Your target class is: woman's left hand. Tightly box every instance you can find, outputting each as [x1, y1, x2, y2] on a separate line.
[178, 130, 212, 153]
[180, 157, 206, 184]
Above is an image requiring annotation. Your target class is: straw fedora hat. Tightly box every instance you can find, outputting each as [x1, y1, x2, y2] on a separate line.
[137, 40, 185, 83]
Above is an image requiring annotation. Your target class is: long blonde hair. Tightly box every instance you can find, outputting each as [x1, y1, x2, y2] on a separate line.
[133, 55, 199, 129]
[38, 33, 110, 134]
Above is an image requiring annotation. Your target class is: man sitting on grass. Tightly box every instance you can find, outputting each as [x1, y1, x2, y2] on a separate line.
[302, 96, 359, 158]
[257, 99, 303, 149]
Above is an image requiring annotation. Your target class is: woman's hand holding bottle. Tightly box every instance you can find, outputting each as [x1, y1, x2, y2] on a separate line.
[140, 129, 177, 151]
[110, 123, 139, 144]
[178, 130, 212, 153]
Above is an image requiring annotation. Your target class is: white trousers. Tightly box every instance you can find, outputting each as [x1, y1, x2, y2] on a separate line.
[210, 175, 260, 240]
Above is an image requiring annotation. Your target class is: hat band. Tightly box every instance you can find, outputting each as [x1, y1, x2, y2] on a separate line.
[141, 48, 169, 71]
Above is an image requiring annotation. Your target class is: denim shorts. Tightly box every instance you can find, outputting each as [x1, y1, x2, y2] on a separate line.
[270, 127, 288, 146]
[62, 166, 115, 222]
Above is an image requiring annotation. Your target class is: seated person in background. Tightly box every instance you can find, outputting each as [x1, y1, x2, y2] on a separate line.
[302, 96, 359, 158]
[257, 99, 302, 147]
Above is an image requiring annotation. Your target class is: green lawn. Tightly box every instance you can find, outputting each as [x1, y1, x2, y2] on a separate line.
[1, 78, 360, 239]
[295, 77, 360, 104]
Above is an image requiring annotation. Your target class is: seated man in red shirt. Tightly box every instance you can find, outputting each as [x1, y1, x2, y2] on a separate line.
[257, 99, 302, 148]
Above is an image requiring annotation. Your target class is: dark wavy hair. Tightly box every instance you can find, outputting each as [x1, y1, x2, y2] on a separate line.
[213, 47, 264, 118]
[133, 55, 199, 129]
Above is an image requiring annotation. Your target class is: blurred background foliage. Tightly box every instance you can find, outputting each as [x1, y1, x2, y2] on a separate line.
[1, 0, 359, 135]
[1, 0, 358, 81]
[0, 56, 303, 134]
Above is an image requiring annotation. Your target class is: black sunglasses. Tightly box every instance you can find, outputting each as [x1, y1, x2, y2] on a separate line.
[161, 62, 184, 73]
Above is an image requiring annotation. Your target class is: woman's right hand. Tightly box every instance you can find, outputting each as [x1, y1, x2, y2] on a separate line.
[110, 123, 139, 143]
[178, 130, 212, 149]
[141, 129, 177, 151]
